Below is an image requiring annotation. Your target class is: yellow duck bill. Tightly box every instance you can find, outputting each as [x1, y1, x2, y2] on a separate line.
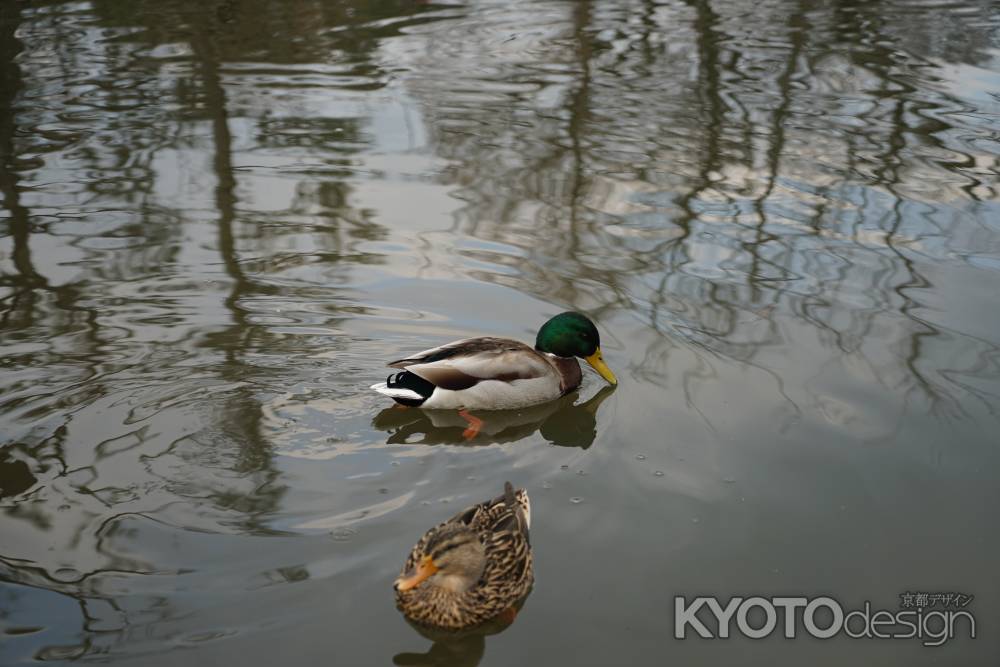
[584, 349, 617, 386]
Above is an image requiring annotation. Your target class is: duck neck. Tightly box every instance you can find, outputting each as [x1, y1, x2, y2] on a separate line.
[547, 354, 582, 394]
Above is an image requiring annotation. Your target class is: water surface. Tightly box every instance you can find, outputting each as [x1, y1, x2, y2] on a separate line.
[1, 0, 999, 664]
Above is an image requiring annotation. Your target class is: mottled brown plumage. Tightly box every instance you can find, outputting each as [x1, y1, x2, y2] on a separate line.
[394, 482, 533, 632]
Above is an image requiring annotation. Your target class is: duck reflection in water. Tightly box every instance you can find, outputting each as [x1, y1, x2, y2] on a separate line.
[373, 384, 616, 448]
[392, 599, 528, 667]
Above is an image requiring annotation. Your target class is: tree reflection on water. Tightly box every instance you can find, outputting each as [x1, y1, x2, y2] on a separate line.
[1, 0, 998, 664]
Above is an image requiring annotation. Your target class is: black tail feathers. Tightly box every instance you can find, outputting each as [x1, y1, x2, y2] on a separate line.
[386, 371, 435, 407]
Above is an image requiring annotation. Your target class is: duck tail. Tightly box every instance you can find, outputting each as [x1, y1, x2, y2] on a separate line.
[371, 371, 434, 406]
[503, 481, 531, 532]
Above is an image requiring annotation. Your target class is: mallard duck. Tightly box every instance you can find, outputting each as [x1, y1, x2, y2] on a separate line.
[370, 312, 617, 421]
[394, 482, 533, 632]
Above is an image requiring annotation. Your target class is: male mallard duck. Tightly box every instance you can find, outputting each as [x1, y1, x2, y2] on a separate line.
[394, 482, 533, 632]
[370, 311, 617, 417]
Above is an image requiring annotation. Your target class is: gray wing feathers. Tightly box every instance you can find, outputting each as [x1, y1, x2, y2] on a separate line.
[387, 338, 550, 390]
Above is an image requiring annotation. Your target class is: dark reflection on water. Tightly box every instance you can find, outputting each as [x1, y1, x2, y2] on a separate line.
[393, 636, 485, 667]
[373, 385, 615, 447]
[0, 444, 38, 498]
[1, 0, 999, 665]
[392, 607, 524, 667]
[392, 596, 527, 667]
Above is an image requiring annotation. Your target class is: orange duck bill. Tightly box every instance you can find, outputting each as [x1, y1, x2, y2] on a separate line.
[394, 555, 438, 592]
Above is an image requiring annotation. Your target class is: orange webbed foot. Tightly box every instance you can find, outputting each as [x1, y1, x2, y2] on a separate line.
[458, 409, 483, 440]
[496, 606, 518, 626]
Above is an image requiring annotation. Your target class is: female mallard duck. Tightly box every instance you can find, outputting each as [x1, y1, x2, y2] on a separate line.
[370, 311, 617, 416]
[394, 482, 532, 632]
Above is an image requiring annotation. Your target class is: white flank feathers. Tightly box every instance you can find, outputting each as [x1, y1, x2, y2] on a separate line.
[518, 489, 531, 530]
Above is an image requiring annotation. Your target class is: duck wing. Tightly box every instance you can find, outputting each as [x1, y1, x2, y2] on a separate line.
[478, 482, 532, 597]
[446, 482, 530, 538]
[388, 338, 551, 391]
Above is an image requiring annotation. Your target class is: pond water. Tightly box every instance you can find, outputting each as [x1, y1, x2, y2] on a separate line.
[1, 0, 999, 665]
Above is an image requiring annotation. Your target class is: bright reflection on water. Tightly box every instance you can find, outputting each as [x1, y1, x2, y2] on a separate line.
[1, 0, 999, 665]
